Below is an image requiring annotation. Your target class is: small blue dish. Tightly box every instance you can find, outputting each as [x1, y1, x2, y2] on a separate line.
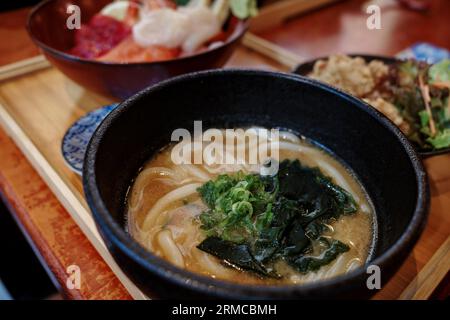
[62, 104, 118, 175]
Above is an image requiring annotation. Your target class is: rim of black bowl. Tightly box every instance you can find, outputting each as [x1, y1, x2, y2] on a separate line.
[83, 69, 430, 299]
[293, 53, 450, 158]
[26, 0, 249, 67]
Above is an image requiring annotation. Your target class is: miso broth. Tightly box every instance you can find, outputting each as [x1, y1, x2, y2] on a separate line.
[127, 128, 375, 285]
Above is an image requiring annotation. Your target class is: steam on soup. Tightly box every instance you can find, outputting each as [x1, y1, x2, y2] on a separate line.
[126, 128, 375, 285]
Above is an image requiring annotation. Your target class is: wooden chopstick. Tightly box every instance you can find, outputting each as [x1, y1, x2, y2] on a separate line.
[250, 0, 341, 32]
[0, 55, 50, 82]
[242, 33, 303, 70]
[399, 235, 450, 300]
[243, 0, 343, 68]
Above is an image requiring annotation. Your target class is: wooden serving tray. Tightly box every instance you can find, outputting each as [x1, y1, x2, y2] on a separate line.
[0, 44, 448, 300]
[0, 0, 448, 299]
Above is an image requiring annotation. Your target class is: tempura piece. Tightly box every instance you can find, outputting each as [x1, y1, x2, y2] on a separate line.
[309, 55, 388, 97]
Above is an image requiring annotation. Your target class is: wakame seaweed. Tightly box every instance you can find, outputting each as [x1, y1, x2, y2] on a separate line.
[196, 159, 358, 277]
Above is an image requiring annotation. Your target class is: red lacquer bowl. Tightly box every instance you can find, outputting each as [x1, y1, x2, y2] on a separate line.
[27, 0, 248, 99]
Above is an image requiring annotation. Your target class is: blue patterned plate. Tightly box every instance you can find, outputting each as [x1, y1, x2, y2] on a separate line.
[62, 104, 118, 175]
[396, 42, 450, 64]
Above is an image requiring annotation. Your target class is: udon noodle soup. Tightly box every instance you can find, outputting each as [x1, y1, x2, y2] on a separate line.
[127, 128, 375, 285]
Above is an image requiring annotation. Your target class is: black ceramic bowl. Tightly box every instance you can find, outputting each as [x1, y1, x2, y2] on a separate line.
[83, 70, 429, 299]
[293, 54, 450, 158]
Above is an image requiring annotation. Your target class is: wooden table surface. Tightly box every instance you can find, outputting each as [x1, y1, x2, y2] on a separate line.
[0, 1, 449, 300]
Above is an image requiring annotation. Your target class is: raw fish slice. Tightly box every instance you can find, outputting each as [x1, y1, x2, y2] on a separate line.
[70, 14, 131, 59]
[97, 36, 180, 63]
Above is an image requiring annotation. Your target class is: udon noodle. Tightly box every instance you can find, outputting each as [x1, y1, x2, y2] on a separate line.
[127, 128, 375, 285]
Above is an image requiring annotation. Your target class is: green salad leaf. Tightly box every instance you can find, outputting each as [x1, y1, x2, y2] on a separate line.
[398, 60, 420, 86]
[429, 59, 450, 83]
[391, 60, 450, 150]
[427, 129, 450, 149]
[196, 160, 358, 277]
[175, 0, 258, 19]
[419, 110, 430, 128]
[230, 0, 258, 19]
[174, 0, 191, 6]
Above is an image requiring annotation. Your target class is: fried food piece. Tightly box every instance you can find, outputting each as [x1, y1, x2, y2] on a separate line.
[365, 97, 410, 134]
[310, 55, 388, 97]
